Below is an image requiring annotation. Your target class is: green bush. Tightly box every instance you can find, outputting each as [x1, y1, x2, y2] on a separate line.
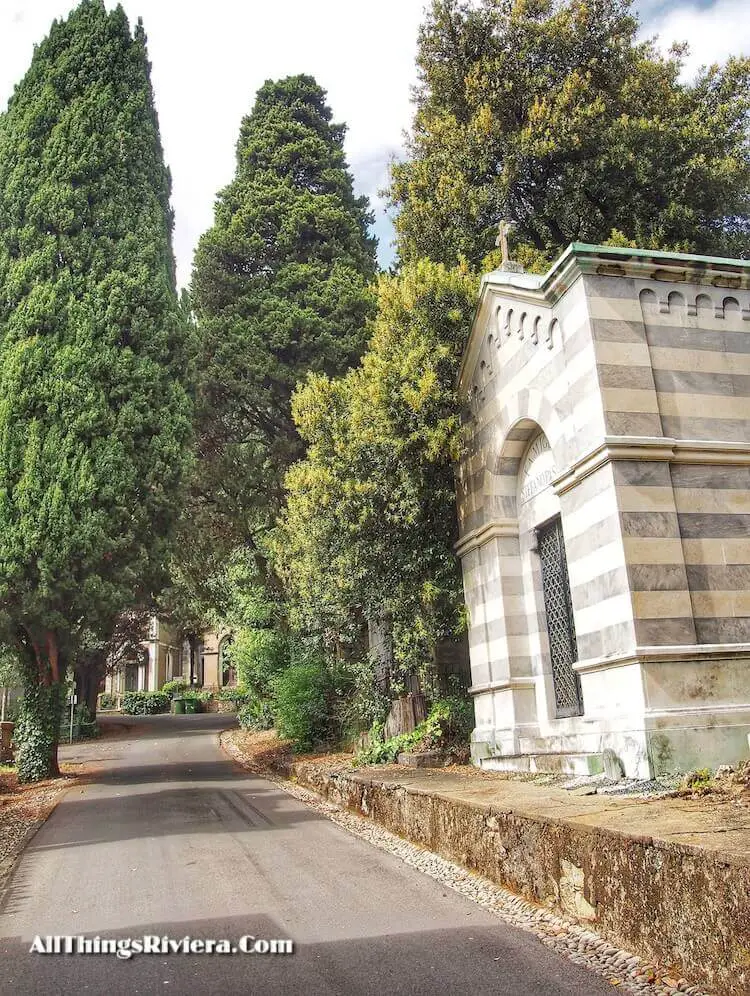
[61, 704, 99, 740]
[237, 698, 274, 731]
[232, 628, 290, 699]
[121, 691, 170, 715]
[218, 687, 249, 703]
[355, 695, 473, 766]
[429, 695, 474, 742]
[183, 689, 213, 702]
[98, 692, 119, 711]
[331, 655, 390, 742]
[271, 655, 331, 751]
[162, 679, 189, 698]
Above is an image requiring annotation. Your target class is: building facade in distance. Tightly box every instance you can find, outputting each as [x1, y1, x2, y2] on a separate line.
[104, 619, 234, 695]
[457, 243, 750, 778]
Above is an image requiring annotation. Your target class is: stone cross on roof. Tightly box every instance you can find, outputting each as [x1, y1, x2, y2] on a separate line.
[495, 219, 524, 273]
[495, 220, 514, 266]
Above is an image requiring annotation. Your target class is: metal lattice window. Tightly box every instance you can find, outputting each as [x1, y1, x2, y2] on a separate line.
[537, 516, 583, 718]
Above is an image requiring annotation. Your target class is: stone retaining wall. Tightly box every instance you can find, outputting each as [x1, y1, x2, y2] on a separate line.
[274, 758, 749, 996]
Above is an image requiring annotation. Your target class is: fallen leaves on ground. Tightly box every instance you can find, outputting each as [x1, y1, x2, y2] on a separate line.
[0, 764, 86, 869]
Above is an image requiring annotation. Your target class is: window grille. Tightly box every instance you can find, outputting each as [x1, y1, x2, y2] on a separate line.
[537, 516, 583, 718]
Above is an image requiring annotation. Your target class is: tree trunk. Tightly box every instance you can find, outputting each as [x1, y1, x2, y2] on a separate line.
[15, 679, 64, 782]
[74, 657, 105, 719]
[14, 628, 65, 783]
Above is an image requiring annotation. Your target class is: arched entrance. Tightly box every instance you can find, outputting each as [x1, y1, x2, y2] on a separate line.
[219, 635, 236, 687]
[517, 430, 582, 719]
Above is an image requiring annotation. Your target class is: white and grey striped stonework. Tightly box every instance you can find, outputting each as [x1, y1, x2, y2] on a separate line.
[456, 244, 750, 778]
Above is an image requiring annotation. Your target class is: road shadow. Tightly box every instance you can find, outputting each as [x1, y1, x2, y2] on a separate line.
[0, 912, 613, 995]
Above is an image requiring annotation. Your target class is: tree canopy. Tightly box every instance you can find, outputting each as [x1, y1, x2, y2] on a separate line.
[277, 260, 477, 667]
[0, 0, 192, 778]
[190, 75, 377, 571]
[389, 0, 750, 270]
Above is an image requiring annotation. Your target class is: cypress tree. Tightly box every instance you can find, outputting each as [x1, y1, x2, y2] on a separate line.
[191, 75, 377, 567]
[0, 1, 193, 780]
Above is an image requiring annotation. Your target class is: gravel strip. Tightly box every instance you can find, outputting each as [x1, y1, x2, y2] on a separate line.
[0, 774, 77, 894]
[222, 732, 710, 996]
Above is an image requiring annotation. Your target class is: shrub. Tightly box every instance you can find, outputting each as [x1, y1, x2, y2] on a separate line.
[217, 687, 249, 703]
[183, 689, 213, 702]
[61, 704, 99, 740]
[428, 695, 474, 743]
[232, 628, 290, 699]
[237, 699, 274, 731]
[121, 691, 170, 715]
[162, 679, 189, 698]
[271, 655, 331, 751]
[355, 695, 473, 765]
[98, 692, 119, 711]
[331, 655, 390, 743]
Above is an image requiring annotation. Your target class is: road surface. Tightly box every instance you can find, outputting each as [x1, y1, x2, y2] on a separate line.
[0, 714, 611, 994]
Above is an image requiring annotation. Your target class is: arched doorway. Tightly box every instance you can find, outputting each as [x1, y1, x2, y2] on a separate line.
[219, 636, 236, 687]
[517, 430, 582, 719]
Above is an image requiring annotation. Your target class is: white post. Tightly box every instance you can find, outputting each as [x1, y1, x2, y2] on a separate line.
[69, 693, 76, 744]
[1, 686, 6, 724]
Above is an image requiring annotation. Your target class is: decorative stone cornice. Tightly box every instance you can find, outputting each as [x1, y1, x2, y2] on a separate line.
[468, 676, 536, 696]
[454, 518, 520, 558]
[553, 436, 750, 496]
[574, 643, 750, 675]
[459, 241, 750, 395]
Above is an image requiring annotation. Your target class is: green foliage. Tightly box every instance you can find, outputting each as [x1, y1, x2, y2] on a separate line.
[98, 692, 119, 711]
[331, 655, 390, 741]
[0, 2, 193, 777]
[355, 695, 473, 765]
[277, 260, 477, 664]
[62, 703, 98, 740]
[683, 767, 713, 790]
[162, 679, 189, 698]
[14, 682, 64, 781]
[237, 698, 275, 732]
[217, 687, 249, 703]
[231, 628, 290, 700]
[428, 695, 474, 743]
[0, 645, 21, 688]
[355, 725, 426, 766]
[190, 74, 377, 575]
[121, 691, 170, 715]
[271, 654, 331, 751]
[389, 0, 750, 268]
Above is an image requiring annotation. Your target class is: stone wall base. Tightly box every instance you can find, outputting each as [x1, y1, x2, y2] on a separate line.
[271, 757, 749, 996]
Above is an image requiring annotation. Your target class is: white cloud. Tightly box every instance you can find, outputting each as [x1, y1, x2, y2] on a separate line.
[644, 0, 750, 77]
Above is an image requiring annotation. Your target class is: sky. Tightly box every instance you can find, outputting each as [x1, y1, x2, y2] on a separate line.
[0, 0, 748, 288]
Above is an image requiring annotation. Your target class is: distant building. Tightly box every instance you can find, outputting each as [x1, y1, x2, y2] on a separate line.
[104, 619, 234, 695]
[457, 243, 750, 778]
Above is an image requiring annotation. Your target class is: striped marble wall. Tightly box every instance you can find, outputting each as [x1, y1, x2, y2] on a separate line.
[457, 244, 750, 776]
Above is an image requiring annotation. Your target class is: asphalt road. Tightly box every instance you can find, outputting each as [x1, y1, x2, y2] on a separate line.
[0, 714, 611, 995]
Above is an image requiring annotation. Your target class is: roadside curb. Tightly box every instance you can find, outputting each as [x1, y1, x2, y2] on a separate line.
[0, 775, 80, 904]
[0, 817, 46, 900]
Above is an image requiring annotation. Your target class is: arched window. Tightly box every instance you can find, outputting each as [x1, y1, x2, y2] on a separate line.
[219, 636, 236, 687]
[536, 516, 582, 718]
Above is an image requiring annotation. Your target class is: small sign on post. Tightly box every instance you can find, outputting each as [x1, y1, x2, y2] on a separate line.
[68, 692, 77, 744]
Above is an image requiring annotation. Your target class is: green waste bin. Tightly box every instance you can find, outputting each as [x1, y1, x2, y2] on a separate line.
[183, 698, 199, 714]
[172, 698, 185, 715]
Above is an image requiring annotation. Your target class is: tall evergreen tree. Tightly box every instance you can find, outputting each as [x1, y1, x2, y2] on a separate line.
[191, 75, 377, 574]
[0, 1, 193, 781]
[390, 0, 750, 269]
